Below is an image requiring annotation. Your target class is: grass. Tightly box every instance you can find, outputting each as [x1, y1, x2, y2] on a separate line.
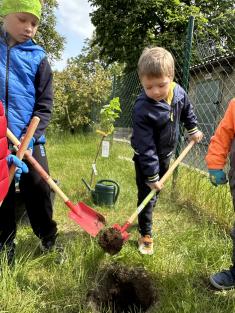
[1, 132, 235, 312]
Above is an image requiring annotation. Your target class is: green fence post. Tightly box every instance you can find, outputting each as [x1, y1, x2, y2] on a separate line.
[182, 16, 195, 92]
[172, 16, 195, 197]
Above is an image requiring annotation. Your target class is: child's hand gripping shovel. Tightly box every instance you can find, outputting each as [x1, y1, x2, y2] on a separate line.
[98, 140, 196, 255]
[8, 116, 40, 184]
[7, 128, 106, 237]
[0, 116, 40, 206]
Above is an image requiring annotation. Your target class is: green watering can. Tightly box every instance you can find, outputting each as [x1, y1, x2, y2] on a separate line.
[82, 178, 120, 206]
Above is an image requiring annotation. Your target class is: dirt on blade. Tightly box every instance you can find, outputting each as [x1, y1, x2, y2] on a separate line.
[98, 227, 124, 255]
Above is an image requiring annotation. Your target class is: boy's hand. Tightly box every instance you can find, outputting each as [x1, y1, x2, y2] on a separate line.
[190, 130, 203, 143]
[208, 169, 227, 186]
[147, 180, 163, 191]
[6, 155, 29, 182]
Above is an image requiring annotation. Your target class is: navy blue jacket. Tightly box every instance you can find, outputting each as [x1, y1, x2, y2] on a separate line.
[131, 83, 198, 182]
[0, 28, 53, 142]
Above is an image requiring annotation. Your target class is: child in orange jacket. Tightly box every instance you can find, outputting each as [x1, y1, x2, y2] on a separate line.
[206, 98, 235, 290]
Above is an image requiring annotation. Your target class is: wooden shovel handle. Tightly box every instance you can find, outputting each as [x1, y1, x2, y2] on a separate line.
[7, 127, 69, 203]
[8, 116, 40, 184]
[127, 140, 195, 225]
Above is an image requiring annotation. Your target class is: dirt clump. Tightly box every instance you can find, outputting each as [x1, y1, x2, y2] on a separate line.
[87, 263, 157, 313]
[98, 227, 124, 255]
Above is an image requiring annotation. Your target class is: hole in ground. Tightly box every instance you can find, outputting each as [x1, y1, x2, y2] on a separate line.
[88, 263, 158, 312]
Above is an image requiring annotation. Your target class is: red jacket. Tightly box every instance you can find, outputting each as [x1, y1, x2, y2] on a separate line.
[0, 101, 9, 202]
[206, 98, 235, 169]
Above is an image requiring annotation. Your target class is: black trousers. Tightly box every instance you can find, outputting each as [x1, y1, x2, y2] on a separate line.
[228, 140, 235, 269]
[134, 156, 171, 236]
[0, 144, 57, 244]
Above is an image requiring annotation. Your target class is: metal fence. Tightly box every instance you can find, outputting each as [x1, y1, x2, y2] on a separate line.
[112, 16, 235, 223]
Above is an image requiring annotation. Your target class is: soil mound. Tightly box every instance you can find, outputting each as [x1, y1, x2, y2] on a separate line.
[98, 227, 124, 255]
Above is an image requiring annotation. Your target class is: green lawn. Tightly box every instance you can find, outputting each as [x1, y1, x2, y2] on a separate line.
[1, 132, 235, 313]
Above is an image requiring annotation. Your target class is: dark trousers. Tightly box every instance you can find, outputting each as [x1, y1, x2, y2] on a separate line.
[0, 144, 57, 244]
[134, 156, 171, 236]
[229, 139, 235, 269]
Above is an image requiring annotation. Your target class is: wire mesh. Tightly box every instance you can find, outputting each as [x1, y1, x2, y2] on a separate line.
[112, 16, 235, 224]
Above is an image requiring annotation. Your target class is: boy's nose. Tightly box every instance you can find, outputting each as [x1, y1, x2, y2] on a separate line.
[25, 25, 32, 33]
[152, 87, 160, 96]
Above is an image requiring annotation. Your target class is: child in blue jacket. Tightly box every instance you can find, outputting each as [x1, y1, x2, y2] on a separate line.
[0, 0, 57, 264]
[131, 47, 203, 255]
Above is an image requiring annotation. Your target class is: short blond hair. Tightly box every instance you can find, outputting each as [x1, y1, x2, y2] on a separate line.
[138, 47, 175, 79]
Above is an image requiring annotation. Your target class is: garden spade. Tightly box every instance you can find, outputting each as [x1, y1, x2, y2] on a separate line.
[98, 140, 196, 254]
[113, 140, 195, 241]
[7, 128, 106, 237]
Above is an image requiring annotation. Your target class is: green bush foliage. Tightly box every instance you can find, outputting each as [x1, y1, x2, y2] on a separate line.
[51, 42, 122, 132]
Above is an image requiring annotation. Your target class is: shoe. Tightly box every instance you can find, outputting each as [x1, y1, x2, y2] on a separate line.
[138, 235, 153, 255]
[40, 237, 57, 253]
[40, 237, 65, 264]
[210, 269, 235, 290]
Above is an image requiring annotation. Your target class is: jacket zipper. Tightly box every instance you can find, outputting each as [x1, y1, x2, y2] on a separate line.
[5, 46, 10, 119]
[169, 105, 175, 145]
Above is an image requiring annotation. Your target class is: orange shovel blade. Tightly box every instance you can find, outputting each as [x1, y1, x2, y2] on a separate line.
[68, 201, 106, 237]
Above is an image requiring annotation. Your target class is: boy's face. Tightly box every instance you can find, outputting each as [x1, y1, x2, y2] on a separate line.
[3, 12, 39, 45]
[141, 75, 173, 102]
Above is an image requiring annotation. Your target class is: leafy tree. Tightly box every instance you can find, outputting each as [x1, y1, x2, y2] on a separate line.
[88, 0, 234, 71]
[51, 40, 121, 132]
[36, 0, 65, 62]
[0, 0, 65, 61]
[99, 97, 121, 134]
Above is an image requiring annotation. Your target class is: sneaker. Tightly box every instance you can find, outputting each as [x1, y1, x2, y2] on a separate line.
[40, 237, 57, 253]
[138, 235, 153, 255]
[210, 269, 235, 290]
[40, 237, 65, 264]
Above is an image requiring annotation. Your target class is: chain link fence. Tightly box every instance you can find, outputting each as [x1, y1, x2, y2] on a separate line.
[112, 16, 235, 225]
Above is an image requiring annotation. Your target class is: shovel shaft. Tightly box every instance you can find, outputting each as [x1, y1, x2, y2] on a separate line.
[6, 128, 69, 202]
[126, 140, 195, 225]
[7, 128, 106, 237]
[8, 116, 40, 184]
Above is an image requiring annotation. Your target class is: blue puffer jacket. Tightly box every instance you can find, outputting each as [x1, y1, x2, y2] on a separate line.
[131, 83, 198, 182]
[0, 30, 52, 142]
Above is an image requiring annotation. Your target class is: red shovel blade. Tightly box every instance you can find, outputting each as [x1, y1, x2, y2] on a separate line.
[113, 223, 130, 241]
[67, 201, 106, 237]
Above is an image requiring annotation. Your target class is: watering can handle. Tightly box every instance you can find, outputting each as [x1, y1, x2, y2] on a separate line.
[97, 179, 120, 202]
[82, 178, 92, 192]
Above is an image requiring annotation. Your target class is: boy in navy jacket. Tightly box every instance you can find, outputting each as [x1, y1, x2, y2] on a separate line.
[131, 47, 203, 255]
[0, 0, 57, 264]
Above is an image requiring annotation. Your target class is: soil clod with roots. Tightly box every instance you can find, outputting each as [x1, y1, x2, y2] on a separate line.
[87, 263, 157, 313]
[98, 227, 124, 255]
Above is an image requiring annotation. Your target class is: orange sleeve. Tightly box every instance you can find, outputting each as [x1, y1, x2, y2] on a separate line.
[205, 98, 235, 169]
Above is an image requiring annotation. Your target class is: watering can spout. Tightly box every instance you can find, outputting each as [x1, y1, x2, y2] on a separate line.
[82, 178, 93, 192]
